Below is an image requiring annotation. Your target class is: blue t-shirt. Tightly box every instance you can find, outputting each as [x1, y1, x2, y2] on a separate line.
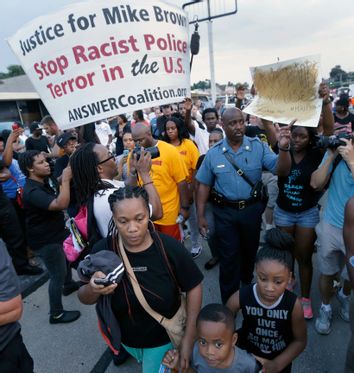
[0, 159, 26, 199]
[321, 152, 354, 228]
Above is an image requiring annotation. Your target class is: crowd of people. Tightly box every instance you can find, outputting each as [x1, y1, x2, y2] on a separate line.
[0, 83, 353, 373]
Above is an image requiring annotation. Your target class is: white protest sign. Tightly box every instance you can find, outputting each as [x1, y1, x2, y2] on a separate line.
[7, 0, 190, 130]
[244, 55, 322, 127]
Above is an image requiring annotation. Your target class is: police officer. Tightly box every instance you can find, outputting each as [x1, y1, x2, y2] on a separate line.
[196, 107, 292, 303]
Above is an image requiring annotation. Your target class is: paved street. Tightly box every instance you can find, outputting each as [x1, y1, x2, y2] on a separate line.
[18, 239, 350, 373]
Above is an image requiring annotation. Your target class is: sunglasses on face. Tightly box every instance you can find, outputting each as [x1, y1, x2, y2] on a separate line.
[97, 153, 115, 165]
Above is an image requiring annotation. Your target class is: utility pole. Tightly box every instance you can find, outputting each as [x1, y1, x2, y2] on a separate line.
[183, 0, 238, 106]
[208, 19, 216, 105]
[206, 1, 216, 105]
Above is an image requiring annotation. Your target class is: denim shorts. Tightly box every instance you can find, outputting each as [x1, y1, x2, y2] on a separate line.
[274, 205, 320, 228]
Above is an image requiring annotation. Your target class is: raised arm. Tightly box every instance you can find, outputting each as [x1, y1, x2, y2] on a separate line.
[184, 98, 196, 136]
[261, 119, 278, 148]
[319, 83, 334, 136]
[275, 122, 293, 177]
[3, 130, 21, 166]
[135, 150, 163, 221]
[48, 166, 72, 211]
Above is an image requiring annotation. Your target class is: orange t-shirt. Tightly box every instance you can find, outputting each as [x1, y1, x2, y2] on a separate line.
[175, 139, 200, 184]
[138, 141, 188, 225]
[150, 140, 188, 225]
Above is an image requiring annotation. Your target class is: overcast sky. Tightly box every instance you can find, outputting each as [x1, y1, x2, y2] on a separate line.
[1, 0, 354, 84]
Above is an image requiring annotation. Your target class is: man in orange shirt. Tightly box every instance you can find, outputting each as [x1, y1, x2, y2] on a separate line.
[131, 122, 190, 241]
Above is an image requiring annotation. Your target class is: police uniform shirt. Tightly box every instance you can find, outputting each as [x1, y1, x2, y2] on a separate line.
[196, 136, 278, 201]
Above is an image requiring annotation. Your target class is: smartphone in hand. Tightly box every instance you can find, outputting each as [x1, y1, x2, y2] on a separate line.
[94, 278, 114, 286]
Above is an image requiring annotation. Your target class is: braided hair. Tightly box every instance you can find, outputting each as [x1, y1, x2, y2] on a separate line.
[255, 228, 294, 271]
[107, 186, 150, 235]
[70, 142, 111, 205]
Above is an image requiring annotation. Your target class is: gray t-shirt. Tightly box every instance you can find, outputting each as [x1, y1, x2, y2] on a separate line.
[192, 342, 259, 373]
[0, 241, 21, 351]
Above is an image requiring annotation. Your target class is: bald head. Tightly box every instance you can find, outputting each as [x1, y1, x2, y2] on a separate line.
[131, 122, 154, 148]
[221, 107, 243, 124]
[221, 107, 245, 144]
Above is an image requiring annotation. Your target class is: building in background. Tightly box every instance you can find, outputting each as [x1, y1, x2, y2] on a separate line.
[0, 75, 48, 132]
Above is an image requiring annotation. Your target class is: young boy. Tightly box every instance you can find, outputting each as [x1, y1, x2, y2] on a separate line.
[161, 304, 259, 372]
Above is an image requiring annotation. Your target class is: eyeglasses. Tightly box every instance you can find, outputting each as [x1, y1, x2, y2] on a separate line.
[97, 153, 115, 165]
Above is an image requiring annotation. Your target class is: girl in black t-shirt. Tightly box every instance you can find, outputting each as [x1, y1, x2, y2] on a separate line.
[226, 228, 307, 373]
[274, 125, 325, 320]
[78, 186, 203, 373]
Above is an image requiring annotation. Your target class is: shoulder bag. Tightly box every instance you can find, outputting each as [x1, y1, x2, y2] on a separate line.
[223, 150, 269, 205]
[117, 234, 186, 348]
[9, 175, 24, 208]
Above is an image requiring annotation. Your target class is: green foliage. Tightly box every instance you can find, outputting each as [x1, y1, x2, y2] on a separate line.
[327, 65, 354, 88]
[0, 65, 25, 79]
[191, 79, 211, 90]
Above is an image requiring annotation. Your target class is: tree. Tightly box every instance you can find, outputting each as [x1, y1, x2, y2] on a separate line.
[191, 80, 211, 90]
[0, 65, 25, 79]
[329, 65, 348, 83]
[235, 82, 249, 90]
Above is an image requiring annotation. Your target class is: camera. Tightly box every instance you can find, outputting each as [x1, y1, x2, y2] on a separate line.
[315, 133, 352, 149]
[133, 144, 160, 160]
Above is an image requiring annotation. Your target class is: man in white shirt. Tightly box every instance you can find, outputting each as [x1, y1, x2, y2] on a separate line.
[95, 121, 113, 147]
[184, 98, 223, 155]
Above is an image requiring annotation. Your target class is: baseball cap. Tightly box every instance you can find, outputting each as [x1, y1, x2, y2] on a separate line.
[30, 122, 42, 133]
[336, 95, 349, 108]
[56, 132, 77, 148]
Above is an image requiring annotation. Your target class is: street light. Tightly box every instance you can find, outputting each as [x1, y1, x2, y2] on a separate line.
[183, 1, 238, 105]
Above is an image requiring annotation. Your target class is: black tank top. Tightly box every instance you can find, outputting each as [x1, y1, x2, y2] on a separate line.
[237, 284, 296, 360]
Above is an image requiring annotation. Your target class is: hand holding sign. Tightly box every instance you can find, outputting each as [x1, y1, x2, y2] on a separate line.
[277, 119, 296, 149]
[244, 55, 322, 128]
[8, 0, 190, 130]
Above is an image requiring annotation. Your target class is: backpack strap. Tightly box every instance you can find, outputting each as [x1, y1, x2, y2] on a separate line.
[324, 154, 342, 190]
[87, 195, 103, 249]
